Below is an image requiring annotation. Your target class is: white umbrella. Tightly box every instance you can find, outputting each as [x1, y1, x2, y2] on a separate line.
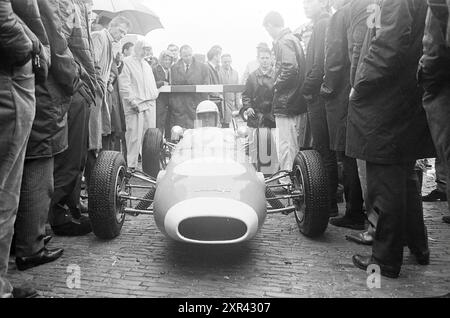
[93, 0, 164, 35]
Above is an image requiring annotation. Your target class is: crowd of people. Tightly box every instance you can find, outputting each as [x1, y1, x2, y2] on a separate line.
[0, 0, 449, 298]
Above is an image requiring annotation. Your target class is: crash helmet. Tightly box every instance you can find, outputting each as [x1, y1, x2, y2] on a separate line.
[195, 100, 220, 128]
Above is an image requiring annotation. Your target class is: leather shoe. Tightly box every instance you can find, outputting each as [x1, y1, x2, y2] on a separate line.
[443, 216, 450, 224]
[11, 235, 52, 256]
[410, 249, 430, 265]
[43, 235, 52, 246]
[12, 286, 39, 298]
[352, 254, 400, 279]
[16, 247, 64, 271]
[330, 216, 365, 231]
[422, 189, 447, 202]
[52, 215, 92, 237]
[346, 231, 373, 246]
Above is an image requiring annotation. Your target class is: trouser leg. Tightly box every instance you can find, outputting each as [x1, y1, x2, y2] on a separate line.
[102, 134, 112, 151]
[308, 98, 339, 211]
[423, 85, 450, 213]
[405, 166, 429, 254]
[0, 62, 35, 296]
[368, 161, 416, 269]
[275, 115, 301, 184]
[49, 93, 89, 226]
[435, 157, 447, 193]
[125, 112, 143, 169]
[84, 150, 97, 194]
[15, 158, 53, 257]
[342, 154, 364, 222]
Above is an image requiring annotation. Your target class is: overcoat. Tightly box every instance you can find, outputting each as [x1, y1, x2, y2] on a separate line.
[346, 0, 435, 164]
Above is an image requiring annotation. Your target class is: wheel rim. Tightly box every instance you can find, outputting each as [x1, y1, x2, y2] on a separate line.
[114, 166, 126, 224]
[293, 165, 306, 224]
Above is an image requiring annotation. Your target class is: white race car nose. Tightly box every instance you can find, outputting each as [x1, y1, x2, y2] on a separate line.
[164, 198, 259, 244]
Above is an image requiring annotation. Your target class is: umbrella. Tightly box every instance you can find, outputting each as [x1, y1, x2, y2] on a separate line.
[93, 0, 163, 35]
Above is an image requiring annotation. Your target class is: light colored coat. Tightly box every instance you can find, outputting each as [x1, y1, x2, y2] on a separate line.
[118, 40, 159, 116]
[89, 29, 114, 150]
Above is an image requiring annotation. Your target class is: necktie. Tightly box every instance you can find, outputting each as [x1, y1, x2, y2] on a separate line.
[185, 64, 190, 73]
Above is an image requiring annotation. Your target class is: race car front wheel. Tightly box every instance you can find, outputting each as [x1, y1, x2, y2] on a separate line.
[292, 150, 329, 237]
[89, 151, 127, 240]
[142, 128, 163, 178]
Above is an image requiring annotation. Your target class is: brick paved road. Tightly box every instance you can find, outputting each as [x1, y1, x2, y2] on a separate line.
[7, 172, 450, 298]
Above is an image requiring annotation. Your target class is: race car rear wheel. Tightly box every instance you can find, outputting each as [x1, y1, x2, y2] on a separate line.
[142, 128, 163, 178]
[292, 150, 329, 237]
[89, 151, 127, 240]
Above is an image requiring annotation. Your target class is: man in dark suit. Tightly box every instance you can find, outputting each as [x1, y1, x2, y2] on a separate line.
[350, 0, 435, 278]
[170, 45, 209, 129]
[153, 50, 173, 137]
[419, 0, 450, 224]
[0, 0, 43, 298]
[206, 46, 225, 126]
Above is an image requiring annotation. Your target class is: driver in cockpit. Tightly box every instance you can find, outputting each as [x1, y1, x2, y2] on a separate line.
[195, 100, 221, 128]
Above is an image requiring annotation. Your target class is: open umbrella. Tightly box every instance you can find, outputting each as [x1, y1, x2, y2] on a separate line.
[93, 0, 163, 35]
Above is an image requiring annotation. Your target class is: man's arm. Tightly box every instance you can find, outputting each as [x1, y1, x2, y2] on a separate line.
[274, 39, 299, 91]
[320, 9, 349, 98]
[354, 0, 414, 95]
[37, 0, 81, 96]
[118, 60, 138, 108]
[302, 18, 328, 97]
[0, 0, 32, 66]
[241, 73, 256, 116]
[91, 31, 106, 90]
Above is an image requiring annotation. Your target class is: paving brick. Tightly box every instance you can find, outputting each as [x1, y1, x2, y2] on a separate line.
[5, 172, 450, 298]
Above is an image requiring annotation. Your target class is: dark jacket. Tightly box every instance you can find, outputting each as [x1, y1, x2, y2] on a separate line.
[108, 62, 125, 134]
[11, 0, 50, 82]
[68, 0, 98, 106]
[170, 58, 209, 128]
[0, 0, 33, 69]
[153, 63, 171, 88]
[25, 0, 82, 159]
[273, 28, 307, 116]
[418, 0, 450, 94]
[241, 68, 276, 128]
[346, 0, 435, 164]
[302, 13, 330, 98]
[320, 0, 374, 151]
[206, 62, 221, 85]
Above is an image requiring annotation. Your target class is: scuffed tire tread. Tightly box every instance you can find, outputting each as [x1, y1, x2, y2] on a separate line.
[293, 150, 329, 237]
[89, 151, 127, 240]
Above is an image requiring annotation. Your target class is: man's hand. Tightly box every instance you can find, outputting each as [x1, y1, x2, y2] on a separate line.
[244, 108, 256, 119]
[349, 88, 356, 99]
[130, 100, 140, 113]
[163, 81, 169, 86]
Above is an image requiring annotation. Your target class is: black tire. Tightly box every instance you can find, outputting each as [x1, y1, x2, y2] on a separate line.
[292, 150, 329, 237]
[89, 151, 127, 240]
[142, 128, 163, 178]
